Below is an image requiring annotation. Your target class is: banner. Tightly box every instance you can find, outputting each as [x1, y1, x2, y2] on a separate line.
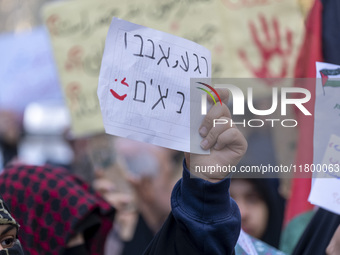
[43, 0, 304, 136]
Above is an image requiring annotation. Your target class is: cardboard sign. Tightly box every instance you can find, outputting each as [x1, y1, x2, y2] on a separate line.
[42, 1, 114, 136]
[42, 0, 303, 137]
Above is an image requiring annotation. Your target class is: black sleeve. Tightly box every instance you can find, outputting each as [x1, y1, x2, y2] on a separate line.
[143, 161, 241, 255]
[143, 212, 201, 255]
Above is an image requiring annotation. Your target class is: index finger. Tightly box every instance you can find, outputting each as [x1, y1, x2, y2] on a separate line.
[199, 103, 231, 137]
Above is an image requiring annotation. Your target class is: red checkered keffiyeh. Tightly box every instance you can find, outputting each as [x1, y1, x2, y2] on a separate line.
[0, 164, 115, 255]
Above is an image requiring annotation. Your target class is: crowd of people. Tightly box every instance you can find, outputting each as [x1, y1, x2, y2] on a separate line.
[0, 90, 249, 254]
[1, 91, 339, 255]
[1, 0, 340, 254]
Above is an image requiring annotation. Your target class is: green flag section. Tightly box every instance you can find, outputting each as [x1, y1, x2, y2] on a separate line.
[322, 80, 340, 87]
[279, 211, 314, 254]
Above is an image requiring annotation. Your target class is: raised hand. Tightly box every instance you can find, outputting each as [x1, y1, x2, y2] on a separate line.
[185, 89, 247, 182]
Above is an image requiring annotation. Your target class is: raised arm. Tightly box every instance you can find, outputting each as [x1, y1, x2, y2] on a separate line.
[144, 89, 247, 255]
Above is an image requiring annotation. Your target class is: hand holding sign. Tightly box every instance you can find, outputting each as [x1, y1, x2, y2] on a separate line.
[98, 18, 247, 175]
[186, 89, 248, 182]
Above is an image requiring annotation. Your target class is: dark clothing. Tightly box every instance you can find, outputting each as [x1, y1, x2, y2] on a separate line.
[290, 1, 340, 253]
[237, 131, 285, 248]
[0, 164, 115, 255]
[292, 208, 340, 255]
[1, 161, 240, 255]
[143, 213, 201, 255]
[0, 240, 25, 255]
[322, 0, 340, 66]
[250, 178, 284, 248]
[122, 215, 154, 255]
[63, 244, 88, 255]
[144, 162, 241, 254]
[0, 140, 17, 167]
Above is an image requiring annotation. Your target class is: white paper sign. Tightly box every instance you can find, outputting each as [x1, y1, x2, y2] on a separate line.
[309, 134, 340, 215]
[309, 61, 340, 215]
[313, 62, 340, 165]
[98, 18, 211, 153]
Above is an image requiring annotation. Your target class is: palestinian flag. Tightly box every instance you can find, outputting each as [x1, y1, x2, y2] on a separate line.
[320, 68, 340, 89]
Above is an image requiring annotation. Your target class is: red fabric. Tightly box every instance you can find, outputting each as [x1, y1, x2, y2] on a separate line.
[0, 164, 115, 255]
[294, 0, 323, 79]
[283, 0, 323, 226]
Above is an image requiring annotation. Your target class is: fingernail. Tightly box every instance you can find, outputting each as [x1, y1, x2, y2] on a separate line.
[199, 126, 208, 137]
[200, 139, 208, 149]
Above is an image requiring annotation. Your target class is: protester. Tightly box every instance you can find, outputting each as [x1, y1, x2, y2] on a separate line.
[0, 164, 115, 255]
[114, 138, 181, 234]
[0, 88, 247, 254]
[0, 196, 24, 255]
[100, 138, 182, 254]
[292, 208, 340, 255]
[143, 89, 247, 254]
[0, 111, 21, 169]
[230, 178, 285, 249]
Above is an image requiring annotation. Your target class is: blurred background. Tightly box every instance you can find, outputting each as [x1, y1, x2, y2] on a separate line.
[0, 0, 317, 254]
[0, 0, 315, 175]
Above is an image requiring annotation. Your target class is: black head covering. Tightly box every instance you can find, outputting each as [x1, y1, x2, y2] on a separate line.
[0, 196, 24, 255]
[233, 129, 285, 248]
[250, 178, 285, 248]
[232, 178, 285, 248]
[292, 208, 340, 255]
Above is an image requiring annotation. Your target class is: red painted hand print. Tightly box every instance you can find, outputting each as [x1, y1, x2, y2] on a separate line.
[238, 14, 293, 81]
